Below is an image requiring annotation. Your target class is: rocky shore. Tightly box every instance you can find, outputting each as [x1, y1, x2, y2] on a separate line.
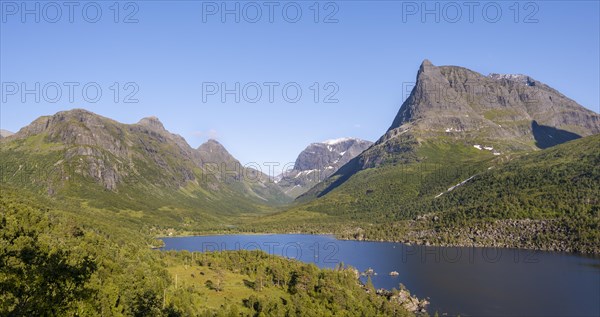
[375, 287, 429, 314]
[340, 217, 600, 254]
[345, 267, 429, 314]
[342, 267, 429, 314]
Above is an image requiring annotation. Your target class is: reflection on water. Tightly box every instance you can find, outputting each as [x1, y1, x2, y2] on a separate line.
[161, 234, 600, 316]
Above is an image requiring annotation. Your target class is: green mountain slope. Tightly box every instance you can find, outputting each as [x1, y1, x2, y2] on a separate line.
[251, 134, 599, 253]
[255, 61, 600, 252]
[351, 134, 600, 253]
[429, 133, 599, 221]
[0, 109, 289, 230]
[296, 137, 497, 221]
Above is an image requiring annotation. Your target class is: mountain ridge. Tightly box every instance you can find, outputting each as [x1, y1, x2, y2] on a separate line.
[2, 61, 599, 248]
[276, 138, 372, 198]
[390, 60, 599, 137]
[0, 109, 290, 226]
[299, 60, 600, 202]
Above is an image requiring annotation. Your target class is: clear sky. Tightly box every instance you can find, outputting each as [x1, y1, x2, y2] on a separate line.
[2, 1, 599, 171]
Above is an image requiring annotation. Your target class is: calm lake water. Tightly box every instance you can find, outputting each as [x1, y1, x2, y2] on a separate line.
[161, 234, 600, 316]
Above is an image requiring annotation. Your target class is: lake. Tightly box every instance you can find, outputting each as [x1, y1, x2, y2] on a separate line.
[161, 234, 600, 316]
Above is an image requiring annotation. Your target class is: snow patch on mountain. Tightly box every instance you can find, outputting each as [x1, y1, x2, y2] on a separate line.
[323, 137, 353, 145]
[489, 73, 535, 86]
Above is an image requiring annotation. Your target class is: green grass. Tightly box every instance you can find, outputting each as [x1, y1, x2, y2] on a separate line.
[164, 263, 290, 313]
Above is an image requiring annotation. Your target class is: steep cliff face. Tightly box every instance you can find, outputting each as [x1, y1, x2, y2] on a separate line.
[276, 138, 372, 198]
[300, 60, 600, 201]
[367, 59, 599, 169]
[389, 60, 599, 146]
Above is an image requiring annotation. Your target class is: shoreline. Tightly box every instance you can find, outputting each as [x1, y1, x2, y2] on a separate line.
[155, 230, 600, 256]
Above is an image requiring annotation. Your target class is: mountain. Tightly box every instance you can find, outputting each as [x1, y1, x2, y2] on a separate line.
[0, 129, 13, 138]
[0, 109, 289, 229]
[333, 134, 599, 253]
[276, 138, 372, 198]
[300, 60, 600, 202]
[263, 134, 599, 252]
[197, 139, 238, 165]
[197, 139, 292, 203]
[256, 60, 599, 252]
[389, 60, 598, 143]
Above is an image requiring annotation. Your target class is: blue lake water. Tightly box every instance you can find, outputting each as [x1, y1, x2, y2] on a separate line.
[161, 234, 600, 316]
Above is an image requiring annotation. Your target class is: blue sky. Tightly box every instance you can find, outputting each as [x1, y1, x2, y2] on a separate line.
[2, 1, 599, 170]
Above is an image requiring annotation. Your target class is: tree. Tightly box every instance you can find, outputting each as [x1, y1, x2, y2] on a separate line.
[130, 290, 162, 317]
[366, 276, 375, 293]
[0, 205, 97, 316]
[214, 269, 225, 292]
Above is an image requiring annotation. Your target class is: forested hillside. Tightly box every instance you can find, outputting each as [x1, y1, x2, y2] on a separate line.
[0, 186, 418, 316]
[247, 135, 600, 253]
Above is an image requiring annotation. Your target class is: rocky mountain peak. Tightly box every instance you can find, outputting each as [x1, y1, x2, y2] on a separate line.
[415, 59, 447, 83]
[389, 60, 451, 130]
[418, 59, 435, 73]
[420, 58, 433, 67]
[198, 139, 225, 151]
[49, 108, 110, 127]
[137, 116, 165, 130]
[1, 110, 291, 206]
[13, 108, 121, 143]
[276, 137, 373, 198]
[56, 108, 95, 118]
[299, 61, 600, 203]
[387, 60, 600, 149]
[197, 139, 238, 164]
[294, 138, 373, 171]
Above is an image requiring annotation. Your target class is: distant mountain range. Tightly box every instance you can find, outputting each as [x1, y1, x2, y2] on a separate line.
[276, 138, 372, 198]
[0, 109, 371, 224]
[0, 109, 291, 227]
[1, 60, 598, 251]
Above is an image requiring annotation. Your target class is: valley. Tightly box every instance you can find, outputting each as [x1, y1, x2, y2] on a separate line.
[4, 0, 600, 314]
[1, 60, 599, 316]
